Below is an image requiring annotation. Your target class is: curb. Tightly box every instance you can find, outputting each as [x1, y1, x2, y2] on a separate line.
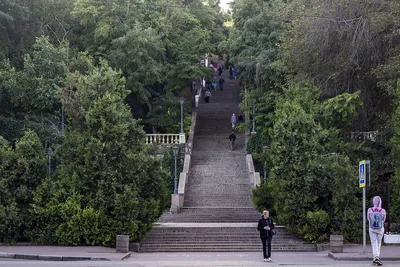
[119, 252, 131, 261]
[328, 252, 400, 261]
[0, 252, 110, 261]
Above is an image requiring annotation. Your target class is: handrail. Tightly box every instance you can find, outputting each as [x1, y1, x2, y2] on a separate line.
[246, 154, 260, 188]
[170, 81, 201, 213]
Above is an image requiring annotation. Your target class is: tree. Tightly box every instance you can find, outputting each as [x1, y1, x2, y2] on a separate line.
[30, 60, 169, 245]
[252, 85, 362, 242]
[0, 131, 47, 242]
[281, 0, 400, 130]
[72, 0, 224, 131]
[390, 81, 400, 224]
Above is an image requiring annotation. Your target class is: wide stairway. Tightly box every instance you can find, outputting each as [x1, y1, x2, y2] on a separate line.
[138, 67, 317, 252]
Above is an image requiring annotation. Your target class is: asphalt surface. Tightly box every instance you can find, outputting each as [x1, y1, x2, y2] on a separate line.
[1, 251, 400, 267]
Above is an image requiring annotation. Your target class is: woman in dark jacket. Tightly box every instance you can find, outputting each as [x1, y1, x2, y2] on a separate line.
[257, 210, 275, 262]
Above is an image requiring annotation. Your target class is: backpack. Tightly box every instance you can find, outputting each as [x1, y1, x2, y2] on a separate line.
[369, 208, 383, 230]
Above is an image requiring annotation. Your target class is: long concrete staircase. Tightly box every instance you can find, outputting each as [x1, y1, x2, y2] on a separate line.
[138, 67, 317, 252]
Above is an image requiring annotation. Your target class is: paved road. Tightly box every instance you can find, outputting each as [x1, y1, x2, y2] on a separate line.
[1, 260, 400, 266]
[1, 251, 400, 266]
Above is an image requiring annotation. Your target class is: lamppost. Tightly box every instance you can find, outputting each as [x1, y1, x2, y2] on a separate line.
[172, 145, 179, 194]
[251, 99, 256, 134]
[48, 147, 53, 178]
[263, 145, 270, 183]
[179, 97, 186, 143]
[180, 97, 184, 134]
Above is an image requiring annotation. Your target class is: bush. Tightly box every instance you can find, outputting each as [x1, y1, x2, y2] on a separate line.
[299, 210, 330, 244]
[252, 182, 277, 218]
[0, 131, 47, 243]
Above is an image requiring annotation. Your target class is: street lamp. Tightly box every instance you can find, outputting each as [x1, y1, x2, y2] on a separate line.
[48, 147, 53, 178]
[180, 97, 184, 134]
[172, 145, 179, 194]
[179, 97, 186, 144]
[263, 145, 270, 184]
[251, 99, 256, 134]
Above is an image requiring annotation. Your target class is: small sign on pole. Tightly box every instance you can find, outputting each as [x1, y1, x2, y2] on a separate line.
[359, 160, 370, 188]
[359, 160, 366, 188]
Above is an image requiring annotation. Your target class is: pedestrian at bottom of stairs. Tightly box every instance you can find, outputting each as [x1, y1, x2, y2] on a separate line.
[368, 196, 386, 266]
[257, 210, 275, 262]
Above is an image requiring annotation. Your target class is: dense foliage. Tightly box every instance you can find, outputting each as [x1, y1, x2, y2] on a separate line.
[227, 0, 400, 242]
[0, 0, 226, 245]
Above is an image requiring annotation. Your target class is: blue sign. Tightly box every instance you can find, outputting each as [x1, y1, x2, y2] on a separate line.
[359, 160, 365, 188]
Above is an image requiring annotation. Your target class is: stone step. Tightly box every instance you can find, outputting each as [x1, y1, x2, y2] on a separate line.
[185, 187, 251, 194]
[187, 175, 248, 182]
[183, 201, 253, 207]
[138, 245, 317, 252]
[142, 238, 299, 242]
[158, 216, 260, 223]
[158, 220, 257, 224]
[183, 196, 252, 202]
[178, 207, 259, 213]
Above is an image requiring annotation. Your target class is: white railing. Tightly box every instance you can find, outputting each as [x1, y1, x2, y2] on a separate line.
[351, 131, 378, 142]
[145, 134, 180, 144]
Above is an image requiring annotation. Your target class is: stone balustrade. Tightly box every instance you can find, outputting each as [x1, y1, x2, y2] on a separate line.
[246, 154, 260, 188]
[145, 134, 180, 144]
[350, 130, 378, 142]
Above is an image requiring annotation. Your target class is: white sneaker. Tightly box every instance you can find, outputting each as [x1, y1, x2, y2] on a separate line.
[263, 258, 267, 262]
[267, 257, 272, 262]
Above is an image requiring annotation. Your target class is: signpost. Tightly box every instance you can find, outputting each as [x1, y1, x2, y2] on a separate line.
[359, 160, 370, 254]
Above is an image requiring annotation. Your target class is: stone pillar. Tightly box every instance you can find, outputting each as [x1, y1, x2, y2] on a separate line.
[116, 235, 129, 253]
[330, 235, 343, 253]
[179, 133, 186, 144]
[170, 193, 180, 214]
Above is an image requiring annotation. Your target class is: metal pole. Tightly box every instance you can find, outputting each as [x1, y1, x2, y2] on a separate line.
[263, 170, 266, 184]
[180, 102, 184, 134]
[61, 107, 65, 132]
[174, 155, 178, 194]
[362, 187, 366, 254]
[48, 148, 52, 178]
[252, 104, 255, 133]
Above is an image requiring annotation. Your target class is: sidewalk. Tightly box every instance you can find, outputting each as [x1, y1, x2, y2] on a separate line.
[0, 246, 130, 261]
[0, 244, 399, 265]
[329, 244, 400, 261]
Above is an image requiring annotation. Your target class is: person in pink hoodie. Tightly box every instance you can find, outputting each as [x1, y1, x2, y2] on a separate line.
[367, 196, 386, 266]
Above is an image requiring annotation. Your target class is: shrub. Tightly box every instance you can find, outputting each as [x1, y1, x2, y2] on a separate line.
[299, 210, 330, 244]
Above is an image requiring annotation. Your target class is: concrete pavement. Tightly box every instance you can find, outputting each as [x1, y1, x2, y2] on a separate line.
[0, 246, 130, 261]
[1, 244, 399, 266]
[328, 244, 400, 261]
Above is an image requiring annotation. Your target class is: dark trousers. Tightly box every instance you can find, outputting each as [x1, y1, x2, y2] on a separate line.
[261, 236, 272, 259]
